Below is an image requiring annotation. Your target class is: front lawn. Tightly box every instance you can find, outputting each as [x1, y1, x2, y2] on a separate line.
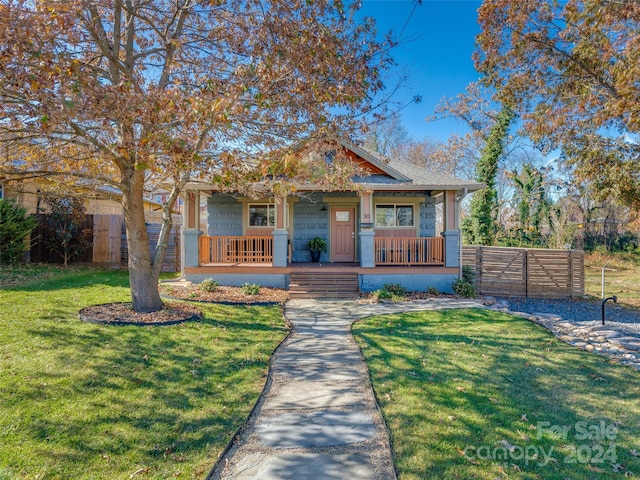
[353, 308, 640, 479]
[0, 267, 288, 479]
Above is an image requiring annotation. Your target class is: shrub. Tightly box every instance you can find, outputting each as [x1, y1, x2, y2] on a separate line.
[0, 199, 37, 265]
[42, 196, 92, 266]
[427, 286, 439, 295]
[372, 283, 407, 302]
[382, 283, 406, 297]
[452, 278, 476, 297]
[199, 278, 219, 292]
[242, 283, 260, 296]
[452, 265, 476, 298]
[461, 265, 476, 284]
[374, 288, 393, 300]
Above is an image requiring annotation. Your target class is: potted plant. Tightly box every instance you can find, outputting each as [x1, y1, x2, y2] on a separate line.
[306, 236, 327, 262]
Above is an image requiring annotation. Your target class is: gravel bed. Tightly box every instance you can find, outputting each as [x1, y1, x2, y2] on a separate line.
[497, 297, 640, 337]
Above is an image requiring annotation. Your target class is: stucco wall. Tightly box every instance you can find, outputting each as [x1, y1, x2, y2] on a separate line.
[207, 194, 243, 236]
[360, 273, 457, 294]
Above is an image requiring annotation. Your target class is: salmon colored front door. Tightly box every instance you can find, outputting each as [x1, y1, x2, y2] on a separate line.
[331, 207, 356, 262]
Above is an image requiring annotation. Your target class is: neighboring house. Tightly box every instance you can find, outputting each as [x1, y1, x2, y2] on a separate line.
[180, 140, 483, 294]
[1, 183, 172, 223]
[1, 182, 182, 268]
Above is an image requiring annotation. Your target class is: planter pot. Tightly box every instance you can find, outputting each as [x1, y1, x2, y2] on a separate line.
[310, 250, 321, 263]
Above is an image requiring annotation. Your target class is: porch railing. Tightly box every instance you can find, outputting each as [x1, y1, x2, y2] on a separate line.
[199, 235, 273, 264]
[375, 236, 445, 266]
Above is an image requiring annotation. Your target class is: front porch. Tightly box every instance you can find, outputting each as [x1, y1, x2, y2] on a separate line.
[196, 235, 447, 267]
[185, 234, 458, 294]
[180, 189, 463, 293]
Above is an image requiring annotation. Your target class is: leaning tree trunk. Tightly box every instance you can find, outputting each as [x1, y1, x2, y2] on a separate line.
[121, 168, 164, 313]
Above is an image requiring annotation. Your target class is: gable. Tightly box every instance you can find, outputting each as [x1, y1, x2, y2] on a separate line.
[346, 149, 388, 176]
[339, 140, 411, 182]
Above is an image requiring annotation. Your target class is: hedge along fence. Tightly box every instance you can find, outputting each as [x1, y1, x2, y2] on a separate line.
[462, 245, 584, 298]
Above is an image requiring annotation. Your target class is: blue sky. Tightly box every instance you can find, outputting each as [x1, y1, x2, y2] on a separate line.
[358, 0, 483, 142]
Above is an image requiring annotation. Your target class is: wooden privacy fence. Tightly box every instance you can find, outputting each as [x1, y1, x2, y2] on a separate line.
[121, 222, 181, 272]
[462, 246, 584, 298]
[93, 214, 123, 264]
[30, 214, 181, 272]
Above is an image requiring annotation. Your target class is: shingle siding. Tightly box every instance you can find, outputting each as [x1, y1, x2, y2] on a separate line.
[207, 194, 242, 236]
[291, 193, 330, 262]
[420, 197, 436, 237]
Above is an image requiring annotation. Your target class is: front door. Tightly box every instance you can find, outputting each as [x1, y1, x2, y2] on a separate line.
[331, 207, 355, 262]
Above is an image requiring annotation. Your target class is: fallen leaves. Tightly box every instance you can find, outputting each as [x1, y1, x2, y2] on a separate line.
[160, 284, 288, 304]
[79, 302, 202, 325]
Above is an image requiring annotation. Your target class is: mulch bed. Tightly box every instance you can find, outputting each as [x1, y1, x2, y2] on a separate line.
[159, 284, 289, 304]
[79, 302, 203, 326]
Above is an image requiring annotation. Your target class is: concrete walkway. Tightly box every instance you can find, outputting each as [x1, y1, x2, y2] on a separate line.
[207, 298, 481, 480]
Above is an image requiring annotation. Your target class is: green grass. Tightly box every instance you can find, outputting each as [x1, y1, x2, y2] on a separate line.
[585, 251, 640, 308]
[353, 308, 640, 479]
[0, 267, 287, 479]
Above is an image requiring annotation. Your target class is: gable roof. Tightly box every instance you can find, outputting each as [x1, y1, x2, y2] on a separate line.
[184, 138, 484, 194]
[340, 140, 484, 193]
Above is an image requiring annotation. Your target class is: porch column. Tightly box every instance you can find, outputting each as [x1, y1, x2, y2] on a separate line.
[442, 191, 459, 268]
[443, 190, 457, 231]
[359, 191, 375, 268]
[182, 190, 201, 268]
[272, 195, 288, 267]
[443, 230, 460, 268]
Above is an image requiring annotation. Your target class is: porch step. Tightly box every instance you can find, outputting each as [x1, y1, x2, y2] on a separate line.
[289, 272, 360, 299]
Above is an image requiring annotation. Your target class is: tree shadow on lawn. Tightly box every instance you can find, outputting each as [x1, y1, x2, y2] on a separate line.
[2, 269, 132, 293]
[2, 306, 287, 478]
[353, 308, 640, 480]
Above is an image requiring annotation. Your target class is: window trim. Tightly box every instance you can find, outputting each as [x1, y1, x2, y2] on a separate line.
[247, 203, 275, 228]
[374, 203, 416, 228]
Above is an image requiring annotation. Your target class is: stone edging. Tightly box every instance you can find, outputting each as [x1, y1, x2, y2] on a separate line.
[205, 309, 293, 480]
[489, 306, 640, 371]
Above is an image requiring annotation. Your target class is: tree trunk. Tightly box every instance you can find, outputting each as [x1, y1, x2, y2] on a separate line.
[122, 168, 164, 313]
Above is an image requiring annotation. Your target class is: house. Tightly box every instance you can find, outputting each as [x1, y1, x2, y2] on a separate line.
[180, 140, 483, 295]
[0, 182, 172, 223]
[1, 180, 182, 268]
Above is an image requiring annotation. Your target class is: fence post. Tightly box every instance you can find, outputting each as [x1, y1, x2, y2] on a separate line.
[477, 246, 483, 296]
[525, 249, 529, 298]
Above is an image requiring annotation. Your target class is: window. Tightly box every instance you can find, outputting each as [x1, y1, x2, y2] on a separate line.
[375, 204, 414, 227]
[248, 204, 275, 227]
[335, 210, 350, 222]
